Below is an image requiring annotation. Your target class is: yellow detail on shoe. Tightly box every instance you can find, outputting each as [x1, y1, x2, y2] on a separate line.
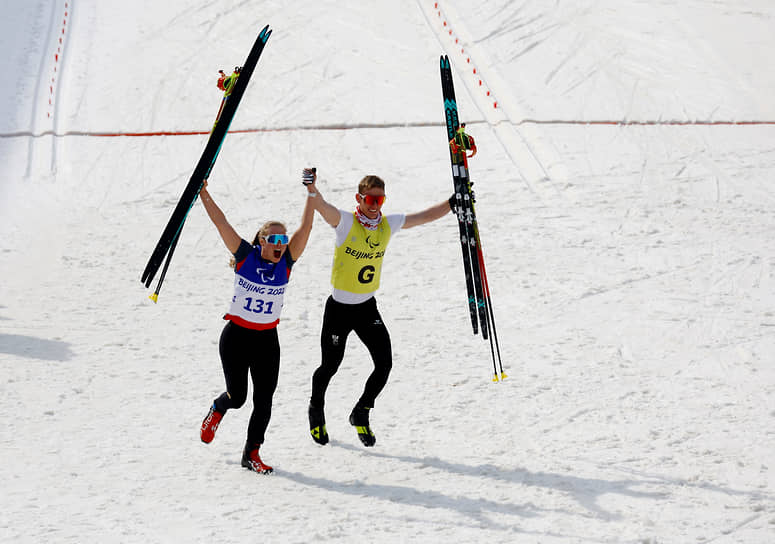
[310, 425, 326, 439]
[355, 425, 373, 437]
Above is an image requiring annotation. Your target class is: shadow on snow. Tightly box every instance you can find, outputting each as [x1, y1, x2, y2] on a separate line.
[0, 332, 75, 361]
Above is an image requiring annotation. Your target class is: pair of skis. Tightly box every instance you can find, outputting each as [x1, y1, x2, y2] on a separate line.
[140, 25, 272, 301]
[440, 55, 506, 382]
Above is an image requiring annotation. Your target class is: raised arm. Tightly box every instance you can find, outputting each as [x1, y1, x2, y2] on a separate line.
[288, 173, 317, 259]
[302, 168, 341, 227]
[402, 198, 453, 229]
[199, 180, 241, 254]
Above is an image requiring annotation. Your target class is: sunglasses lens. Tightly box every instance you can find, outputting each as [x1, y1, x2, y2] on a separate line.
[266, 234, 288, 245]
[362, 194, 385, 206]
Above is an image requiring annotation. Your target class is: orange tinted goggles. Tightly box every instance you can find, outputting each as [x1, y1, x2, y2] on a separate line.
[359, 194, 386, 206]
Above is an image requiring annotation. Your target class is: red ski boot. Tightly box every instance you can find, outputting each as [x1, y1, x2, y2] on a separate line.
[200, 403, 223, 444]
[241, 445, 273, 474]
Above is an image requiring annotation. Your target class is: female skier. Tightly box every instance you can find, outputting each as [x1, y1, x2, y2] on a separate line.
[199, 173, 316, 474]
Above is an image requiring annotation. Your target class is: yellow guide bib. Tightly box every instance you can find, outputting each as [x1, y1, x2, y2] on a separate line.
[331, 213, 392, 294]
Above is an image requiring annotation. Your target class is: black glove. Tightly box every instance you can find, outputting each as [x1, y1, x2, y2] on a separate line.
[302, 167, 316, 185]
[448, 194, 458, 213]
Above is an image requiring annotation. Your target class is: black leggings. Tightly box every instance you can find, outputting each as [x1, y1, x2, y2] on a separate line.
[310, 296, 392, 409]
[213, 321, 280, 446]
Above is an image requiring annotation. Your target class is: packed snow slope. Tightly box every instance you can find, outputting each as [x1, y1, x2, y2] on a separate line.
[1, 1, 774, 543]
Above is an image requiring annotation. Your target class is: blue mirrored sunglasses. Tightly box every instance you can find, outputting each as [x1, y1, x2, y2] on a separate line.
[263, 234, 289, 245]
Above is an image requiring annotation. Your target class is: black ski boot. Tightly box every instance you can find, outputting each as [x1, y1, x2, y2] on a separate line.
[308, 403, 329, 445]
[349, 405, 376, 447]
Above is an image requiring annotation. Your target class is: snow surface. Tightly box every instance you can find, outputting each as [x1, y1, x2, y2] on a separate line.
[1, 1, 774, 542]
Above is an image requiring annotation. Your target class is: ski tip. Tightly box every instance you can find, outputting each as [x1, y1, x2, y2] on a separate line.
[259, 25, 272, 42]
[148, 293, 159, 304]
[492, 374, 499, 383]
[500, 372, 508, 381]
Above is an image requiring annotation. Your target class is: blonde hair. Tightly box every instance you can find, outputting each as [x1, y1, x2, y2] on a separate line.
[358, 175, 385, 194]
[230, 220, 287, 268]
[252, 221, 286, 245]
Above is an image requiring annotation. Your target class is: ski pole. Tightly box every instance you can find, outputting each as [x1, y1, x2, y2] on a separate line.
[464, 153, 505, 381]
[477, 247, 505, 381]
[149, 219, 183, 303]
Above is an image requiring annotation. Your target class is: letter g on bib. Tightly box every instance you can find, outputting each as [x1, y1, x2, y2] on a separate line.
[358, 265, 376, 284]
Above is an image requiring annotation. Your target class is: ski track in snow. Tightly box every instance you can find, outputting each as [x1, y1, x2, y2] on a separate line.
[1, 1, 775, 543]
[418, 0, 569, 203]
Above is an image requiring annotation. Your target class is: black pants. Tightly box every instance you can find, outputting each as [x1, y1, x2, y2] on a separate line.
[213, 321, 280, 446]
[310, 296, 392, 409]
